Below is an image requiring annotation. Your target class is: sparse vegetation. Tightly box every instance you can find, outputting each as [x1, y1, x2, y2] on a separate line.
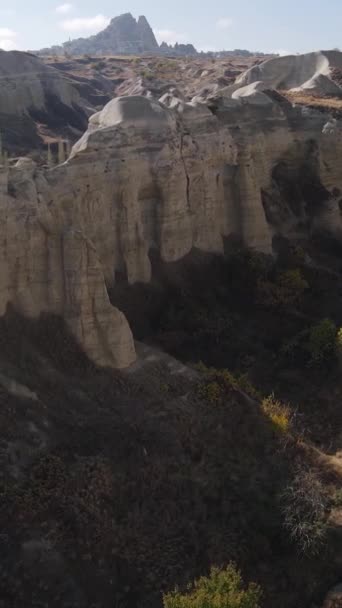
[307, 318, 338, 365]
[257, 269, 309, 309]
[140, 69, 154, 80]
[196, 364, 261, 404]
[261, 394, 292, 433]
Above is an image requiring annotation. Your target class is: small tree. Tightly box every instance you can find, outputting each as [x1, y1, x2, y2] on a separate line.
[163, 565, 262, 608]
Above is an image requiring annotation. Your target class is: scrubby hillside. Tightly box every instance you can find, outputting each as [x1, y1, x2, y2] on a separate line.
[0, 239, 341, 608]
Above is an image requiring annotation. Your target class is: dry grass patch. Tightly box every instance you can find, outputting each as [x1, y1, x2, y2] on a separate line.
[261, 394, 292, 433]
[282, 90, 342, 112]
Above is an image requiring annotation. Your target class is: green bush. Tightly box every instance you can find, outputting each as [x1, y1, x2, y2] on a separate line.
[140, 69, 153, 80]
[257, 269, 309, 309]
[307, 318, 337, 365]
[163, 565, 262, 608]
[196, 364, 260, 404]
[282, 318, 342, 367]
[333, 488, 342, 507]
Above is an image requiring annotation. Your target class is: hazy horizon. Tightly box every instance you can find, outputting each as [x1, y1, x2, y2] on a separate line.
[0, 0, 340, 55]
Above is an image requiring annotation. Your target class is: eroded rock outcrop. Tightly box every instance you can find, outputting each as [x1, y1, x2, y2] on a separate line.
[0, 159, 135, 368]
[236, 50, 342, 96]
[39, 13, 159, 57]
[2, 89, 342, 367]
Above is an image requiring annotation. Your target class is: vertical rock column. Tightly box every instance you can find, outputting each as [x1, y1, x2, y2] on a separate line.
[62, 229, 136, 368]
[235, 135, 273, 252]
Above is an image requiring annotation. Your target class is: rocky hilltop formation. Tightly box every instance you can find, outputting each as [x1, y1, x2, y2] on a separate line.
[160, 42, 198, 56]
[1, 61, 342, 367]
[237, 50, 342, 96]
[39, 13, 160, 57]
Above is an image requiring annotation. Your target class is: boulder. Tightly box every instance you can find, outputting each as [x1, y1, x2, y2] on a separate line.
[236, 50, 342, 96]
[323, 584, 342, 607]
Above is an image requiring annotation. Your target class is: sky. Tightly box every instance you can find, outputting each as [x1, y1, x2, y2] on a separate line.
[0, 0, 340, 55]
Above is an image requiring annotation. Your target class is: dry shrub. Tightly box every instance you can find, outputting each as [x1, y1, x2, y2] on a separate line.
[261, 394, 292, 433]
[281, 467, 328, 555]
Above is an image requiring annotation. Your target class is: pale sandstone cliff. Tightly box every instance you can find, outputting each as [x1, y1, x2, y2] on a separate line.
[1, 90, 342, 367]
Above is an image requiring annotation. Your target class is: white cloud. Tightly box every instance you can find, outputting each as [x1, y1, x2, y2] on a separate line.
[216, 17, 234, 29]
[0, 27, 18, 50]
[0, 27, 16, 38]
[0, 38, 17, 50]
[155, 29, 186, 45]
[56, 3, 74, 14]
[60, 14, 110, 33]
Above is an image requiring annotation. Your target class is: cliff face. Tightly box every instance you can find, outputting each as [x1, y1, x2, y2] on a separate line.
[1, 90, 342, 368]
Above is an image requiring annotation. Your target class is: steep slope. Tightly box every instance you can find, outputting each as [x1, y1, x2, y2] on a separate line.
[0, 311, 340, 608]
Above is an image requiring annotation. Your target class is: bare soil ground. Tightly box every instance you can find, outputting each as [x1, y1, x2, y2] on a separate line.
[43, 54, 266, 102]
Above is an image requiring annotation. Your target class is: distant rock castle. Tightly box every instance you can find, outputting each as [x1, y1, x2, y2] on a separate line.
[38, 13, 198, 57]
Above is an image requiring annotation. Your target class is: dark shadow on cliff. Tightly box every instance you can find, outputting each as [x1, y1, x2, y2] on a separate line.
[109, 243, 342, 451]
